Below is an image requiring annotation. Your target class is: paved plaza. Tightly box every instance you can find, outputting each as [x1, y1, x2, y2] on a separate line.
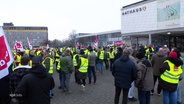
[51, 68, 184, 104]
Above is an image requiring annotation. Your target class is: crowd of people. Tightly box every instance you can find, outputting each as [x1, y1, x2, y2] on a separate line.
[0, 44, 183, 104]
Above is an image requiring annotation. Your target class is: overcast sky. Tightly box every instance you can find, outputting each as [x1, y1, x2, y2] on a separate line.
[0, 0, 141, 41]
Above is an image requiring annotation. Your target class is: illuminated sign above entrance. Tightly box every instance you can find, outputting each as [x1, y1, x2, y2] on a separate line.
[122, 6, 147, 16]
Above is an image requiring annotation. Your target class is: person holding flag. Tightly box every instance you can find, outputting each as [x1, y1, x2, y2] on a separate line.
[0, 27, 14, 104]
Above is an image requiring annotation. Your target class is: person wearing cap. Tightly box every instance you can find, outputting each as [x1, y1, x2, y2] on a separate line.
[159, 52, 183, 104]
[171, 48, 183, 104]
[14, 56, 55, 104]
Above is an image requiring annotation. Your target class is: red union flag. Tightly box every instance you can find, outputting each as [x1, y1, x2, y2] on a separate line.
[93, 35, 98, 48]
[14, 41, 23, 50]
[0, 27, 14, 79]
[75, 42, 79, 49]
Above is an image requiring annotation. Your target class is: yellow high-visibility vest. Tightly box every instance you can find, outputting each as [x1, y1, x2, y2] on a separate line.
[98, 50, 104, 60]
[109, 51, 115, 59]
[79, 57, 88, 73]
[160, 60, 183, 84]
[29, 60, 32, 68]
[42, 57, 54, 74]
[73, 54, 79, 66]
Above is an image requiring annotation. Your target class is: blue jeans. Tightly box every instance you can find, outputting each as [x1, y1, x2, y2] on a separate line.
[138, 89, 151, 104]
[50, 89, 54, 96]
[177, 83, 181, 103]
[97, 61, 103, 74]
[163, 89, 177, 104]
[61, 73, 71, 91]
[59, 73, 62, 88]
[88, 66, 96, 83]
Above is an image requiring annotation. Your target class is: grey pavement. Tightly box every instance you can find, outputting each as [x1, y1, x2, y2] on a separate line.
[51, 68, 184, 104]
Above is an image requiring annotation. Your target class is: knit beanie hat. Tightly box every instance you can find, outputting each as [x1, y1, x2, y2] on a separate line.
[169, 52, 177, 59]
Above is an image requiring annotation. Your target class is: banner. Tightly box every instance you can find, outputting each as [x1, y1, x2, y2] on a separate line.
[14, 41, 23, 51]
[75, 42, 79, 49]
[93, 35, 98, 48]
[27, 37, 32, 50]
[0, 27, 14, 79]
[115, 41, 125, 46]
[46, 44, 49, 49]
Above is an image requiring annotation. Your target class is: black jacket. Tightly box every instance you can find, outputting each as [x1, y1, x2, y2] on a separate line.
[10, 65, 30, 93]
[112, 55, 137, 88]
[15, 64, 55, 104]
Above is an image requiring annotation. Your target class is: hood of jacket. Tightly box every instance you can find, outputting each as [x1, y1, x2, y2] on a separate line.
[13, 65, 31, 71]
[168, 57, 183, 66]
[142, 59, 152, 67]
[119, 55, 129, 62]
[28, 64, 48, 78]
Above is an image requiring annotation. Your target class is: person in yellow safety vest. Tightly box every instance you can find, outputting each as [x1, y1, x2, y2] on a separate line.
[41, 49, 54, 97]
[14, 50, 23, 67]
[60, 47, 63, 53]
[54, 48, 60, 67]
[28, 49, 35, 68]
[25, 49, 30, 55]
[76, 49, 88, 90]
[35, 49, 42, 56]
[159, 52, 183, 104]
[97, 47, 104, 74]
[84, 48, 89, 55]
[72, 50, 80, 83]
[108, 47, 115, 71]
[145, 46, 154, 60]
[103, 47, 109, 70]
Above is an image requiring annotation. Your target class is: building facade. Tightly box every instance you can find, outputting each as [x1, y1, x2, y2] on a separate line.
[121, 0, 184, 51]
[76, 30, 121, 47]
[2, 23, 48, 49]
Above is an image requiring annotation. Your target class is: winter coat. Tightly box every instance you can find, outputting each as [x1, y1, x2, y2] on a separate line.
[134, 59, 154, 91]
[114, 47, 123, 61]
[0, 64, 13, 99]
[59, 54, 73, 74]
[10, 65, 31, 93]
[42, 55, 53, 73]
[151, 53, 167, 76]
[159, 57, 183, 92]
[15, 64, 55, 104]
[112, 55, 137, 88]
[88, 51, 97, 67]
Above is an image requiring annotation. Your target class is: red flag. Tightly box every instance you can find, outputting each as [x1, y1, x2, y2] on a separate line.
[14, 41, 23, 50]
[75, 42, 79, 49]
[0, 27, 14, 79]
[93, 35, 98, 48]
